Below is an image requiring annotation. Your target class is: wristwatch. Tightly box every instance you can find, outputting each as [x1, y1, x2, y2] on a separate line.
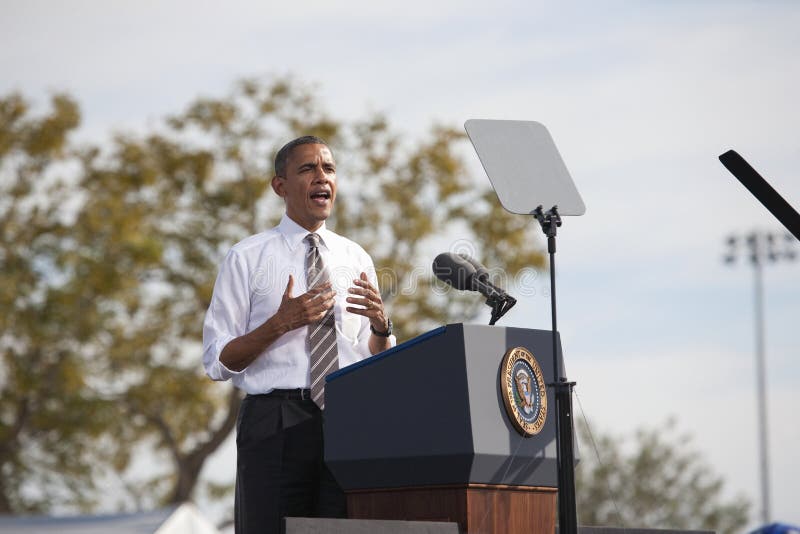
[370, 318, 393, 337]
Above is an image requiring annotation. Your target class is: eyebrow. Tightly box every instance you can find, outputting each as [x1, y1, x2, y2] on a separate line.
[296, 160, 336, 171]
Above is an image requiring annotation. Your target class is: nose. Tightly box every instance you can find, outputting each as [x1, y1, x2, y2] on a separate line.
[312, 164, 331, 183]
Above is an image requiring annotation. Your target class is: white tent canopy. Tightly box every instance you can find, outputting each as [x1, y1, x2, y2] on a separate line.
[0, 502, 220, 534]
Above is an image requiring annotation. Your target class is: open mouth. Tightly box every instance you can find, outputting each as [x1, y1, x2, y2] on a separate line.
[310, 191, 331, 204]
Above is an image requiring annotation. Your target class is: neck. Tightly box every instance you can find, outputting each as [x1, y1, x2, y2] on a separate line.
[287, 214, 324, 232]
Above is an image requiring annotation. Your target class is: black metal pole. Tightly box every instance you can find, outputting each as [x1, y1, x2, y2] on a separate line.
[535, 206, 578, 534]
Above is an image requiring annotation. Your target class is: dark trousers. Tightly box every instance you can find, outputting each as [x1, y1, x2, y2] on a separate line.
[235, 392, 346, 534]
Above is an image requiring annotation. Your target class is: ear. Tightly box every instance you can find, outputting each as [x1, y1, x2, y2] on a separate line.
[271, 175, 285, 197]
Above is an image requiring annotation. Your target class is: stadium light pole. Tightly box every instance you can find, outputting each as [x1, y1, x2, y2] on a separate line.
[723, 231, 797, 525]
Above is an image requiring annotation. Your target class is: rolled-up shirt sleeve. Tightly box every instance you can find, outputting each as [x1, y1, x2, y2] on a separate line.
[203, 250, 250, 381]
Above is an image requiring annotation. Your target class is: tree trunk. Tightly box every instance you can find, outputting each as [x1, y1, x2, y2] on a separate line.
[166, 387, 242, 504]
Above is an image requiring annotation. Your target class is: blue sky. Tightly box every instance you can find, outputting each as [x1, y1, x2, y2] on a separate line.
[2, 0, 798, 530]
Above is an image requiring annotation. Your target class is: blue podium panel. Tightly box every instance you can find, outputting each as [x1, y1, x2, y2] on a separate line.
[324, 323, 565, 490]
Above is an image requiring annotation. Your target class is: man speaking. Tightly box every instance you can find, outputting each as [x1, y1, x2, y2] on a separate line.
[203, 136, 394, 533]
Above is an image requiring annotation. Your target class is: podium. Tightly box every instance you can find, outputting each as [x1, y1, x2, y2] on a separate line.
[325, 323, 566, 534]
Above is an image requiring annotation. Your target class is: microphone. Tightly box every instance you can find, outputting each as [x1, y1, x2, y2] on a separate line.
[432, 252, 517, 326]
[432, 253, 506, 300]
[457, 254, 508, 299]
[719, 150, 800, 240]
[432, 252, 477, 291]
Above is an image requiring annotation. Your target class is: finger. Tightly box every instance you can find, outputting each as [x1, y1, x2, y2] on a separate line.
[313, 296, 337, 316]
[316, 294, 337, 310]
[306, 289, 336, 304]
[305, 284, 334, 299]
[346, 306, 370, 317]
[284, 275, 294, 299]
[353, 277, 376, 290]
[348, 285, 372, 297]
[307, 281, 333, 295]
[350, 288, 382, 314]
[353, 280, 380, 303]
[346, 296, 372, 309]
[346, 305, 383, 320]
[307, 292, 336, 311]
[347, 297, 381, 313]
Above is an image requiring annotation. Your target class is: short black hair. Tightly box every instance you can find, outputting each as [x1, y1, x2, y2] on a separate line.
[274, 135, 331, 177]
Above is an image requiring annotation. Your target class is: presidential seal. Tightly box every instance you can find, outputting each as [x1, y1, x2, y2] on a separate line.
[500, 346, 547, 437]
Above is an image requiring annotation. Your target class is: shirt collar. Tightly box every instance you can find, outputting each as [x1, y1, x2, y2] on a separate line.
[278, 214, 332, 252]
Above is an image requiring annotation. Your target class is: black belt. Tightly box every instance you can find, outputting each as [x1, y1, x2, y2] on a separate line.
[255, 388, 311, 400]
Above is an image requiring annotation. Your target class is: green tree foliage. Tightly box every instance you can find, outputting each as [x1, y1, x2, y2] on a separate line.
[575, 418, 750, 534]
[0, 77, 545, 513]
[0, 93, 121, 513]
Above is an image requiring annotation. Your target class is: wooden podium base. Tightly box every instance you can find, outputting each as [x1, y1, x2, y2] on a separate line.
[347, 484, 557, 534]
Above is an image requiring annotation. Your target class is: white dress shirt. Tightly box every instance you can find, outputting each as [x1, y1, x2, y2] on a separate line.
[203, 214, 395, 394]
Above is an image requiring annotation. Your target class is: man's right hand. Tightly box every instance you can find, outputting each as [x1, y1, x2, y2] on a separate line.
[275, 274, 336, 332]
[218, 275, 335, 372]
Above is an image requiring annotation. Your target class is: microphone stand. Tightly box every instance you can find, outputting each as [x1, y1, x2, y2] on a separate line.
[534, 205, 578, 534]
[487, 293, 516, 325]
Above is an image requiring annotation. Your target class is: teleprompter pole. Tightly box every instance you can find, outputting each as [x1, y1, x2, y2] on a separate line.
[534, 205, 578, 534]
[463, 118, 586, 532]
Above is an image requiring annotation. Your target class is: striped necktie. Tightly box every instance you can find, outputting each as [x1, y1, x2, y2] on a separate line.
[305, 233, 339, 409]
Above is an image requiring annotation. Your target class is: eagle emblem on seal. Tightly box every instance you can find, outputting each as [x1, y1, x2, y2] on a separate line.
[515, 369, 535, 414]
[500, 347, 547, 436]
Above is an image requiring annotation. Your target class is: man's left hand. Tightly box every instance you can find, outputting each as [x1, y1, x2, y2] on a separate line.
[346, 272, 389, 334]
